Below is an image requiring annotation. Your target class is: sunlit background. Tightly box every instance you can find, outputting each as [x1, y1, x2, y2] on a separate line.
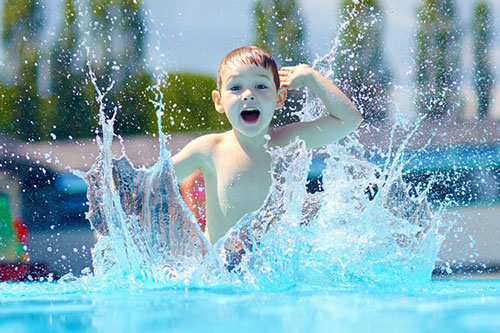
[0, 0, 499, 281]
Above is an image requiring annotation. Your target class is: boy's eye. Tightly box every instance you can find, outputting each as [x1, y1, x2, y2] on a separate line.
[230, 85, 241, 91]
[256, 84, 267, 89]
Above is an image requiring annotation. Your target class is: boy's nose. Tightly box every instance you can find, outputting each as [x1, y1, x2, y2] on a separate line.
[242, 89, 255, 100]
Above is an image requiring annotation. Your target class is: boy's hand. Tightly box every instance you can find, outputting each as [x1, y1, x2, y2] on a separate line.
[279, 64, 315, 90]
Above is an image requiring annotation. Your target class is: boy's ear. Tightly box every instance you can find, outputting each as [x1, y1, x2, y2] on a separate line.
[212, 90, 225, 113]
[275, 88, 287, 109]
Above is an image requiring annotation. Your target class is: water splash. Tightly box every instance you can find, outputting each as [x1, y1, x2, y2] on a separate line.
[73, 6, 452, 288]
[74, 67, 209, 284]
[76, 58, 449, 290]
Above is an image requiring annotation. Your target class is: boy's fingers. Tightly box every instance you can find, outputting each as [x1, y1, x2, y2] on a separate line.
[280, 67, 293, 72]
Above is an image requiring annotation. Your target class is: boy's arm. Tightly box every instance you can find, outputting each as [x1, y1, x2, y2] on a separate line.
[272, 65, 362, 149]
[172, 135, 214, 182]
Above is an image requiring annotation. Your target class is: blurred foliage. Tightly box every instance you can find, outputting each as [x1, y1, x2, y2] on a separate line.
[119, 0, 146, 81]
[0, 83, 15, 135]
[1, 0, 38, 42]
[415, 0, 461, 119]
[254, 0, 308, 66]
[85, 72, 226, 137]
[50, 0, 91, 140]
[254, 0, 308, 127]
[159, 73, 230, 134]
[334, 0, 392, 122]
[86, 0, 154, 137]
[1, 0, 496, 143]
[112, 71, 155, 135]
[1, 0, 44, 141]
[88, 0, 145, 81]
[472, 1, 494, 119]
[89, 0, 116, 17]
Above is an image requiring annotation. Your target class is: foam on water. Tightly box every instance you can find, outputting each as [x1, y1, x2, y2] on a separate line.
[70, 42, 450, 290]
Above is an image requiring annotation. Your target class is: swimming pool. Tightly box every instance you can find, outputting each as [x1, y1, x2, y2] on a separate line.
[7, 61, 478, 333]
[2, 3, 498, 331]
[1, 279, 499, 332]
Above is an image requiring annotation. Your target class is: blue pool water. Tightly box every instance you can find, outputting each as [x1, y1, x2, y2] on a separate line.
[1, 280, 500, 332]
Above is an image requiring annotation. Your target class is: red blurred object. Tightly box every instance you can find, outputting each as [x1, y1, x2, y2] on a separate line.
[0, 216, 51, 282]
[0, 263, 29, 281]
[180, 169, 206, 232]
[0, 263, 50, 282]
[12, 217, 29, 245]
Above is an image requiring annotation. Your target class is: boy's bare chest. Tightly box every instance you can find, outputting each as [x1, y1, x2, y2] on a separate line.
[212, 148, 272, 214]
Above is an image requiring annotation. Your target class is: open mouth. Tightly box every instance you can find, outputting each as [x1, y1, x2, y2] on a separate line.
[240, 108, 260, 123]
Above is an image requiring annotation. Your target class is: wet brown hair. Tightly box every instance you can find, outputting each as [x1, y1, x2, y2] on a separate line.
[217, 46, 280, 91]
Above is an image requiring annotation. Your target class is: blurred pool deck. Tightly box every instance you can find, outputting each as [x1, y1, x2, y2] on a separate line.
[6, 118, 499, 173]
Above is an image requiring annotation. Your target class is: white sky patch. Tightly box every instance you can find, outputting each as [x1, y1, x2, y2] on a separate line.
[490, 87, 500, 120]
[299, 0, 339, 59]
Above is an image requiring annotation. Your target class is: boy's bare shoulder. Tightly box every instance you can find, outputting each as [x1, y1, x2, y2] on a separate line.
[176, 132, 226, 165]
[184, 132, 224, 153]
[172, 132, 227, 180]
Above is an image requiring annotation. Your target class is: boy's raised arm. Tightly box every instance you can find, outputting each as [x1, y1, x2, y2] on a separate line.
[272, 65, 362, 149]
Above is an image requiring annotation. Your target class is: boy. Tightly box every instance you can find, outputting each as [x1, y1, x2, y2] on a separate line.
[172, 46, 362, 244]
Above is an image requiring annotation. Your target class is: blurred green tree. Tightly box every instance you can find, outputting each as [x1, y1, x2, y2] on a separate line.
[472, 1, 494, 119]
[114, 71, 155, 135]
[118, 0, 146, 79]
[159, 73, 230, 135]
[87, 0, 155, 136]
[88, 0, 115, 78]
[334, 0, 392, 122]
[50, 0, 91, 139]
[254, 0, 308, 66]
[0, 83, 16, 135]
[254, 0, 308, 126]
[1, 0, 44, 140]
[415, 0, 461, 119]
[113, 0, 152, 135]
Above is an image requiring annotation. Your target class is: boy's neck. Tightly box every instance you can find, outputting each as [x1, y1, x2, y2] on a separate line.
[230, 127, 270, 153]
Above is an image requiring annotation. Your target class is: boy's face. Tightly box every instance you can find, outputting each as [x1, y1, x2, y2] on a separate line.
[212, 64, 286, 138]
